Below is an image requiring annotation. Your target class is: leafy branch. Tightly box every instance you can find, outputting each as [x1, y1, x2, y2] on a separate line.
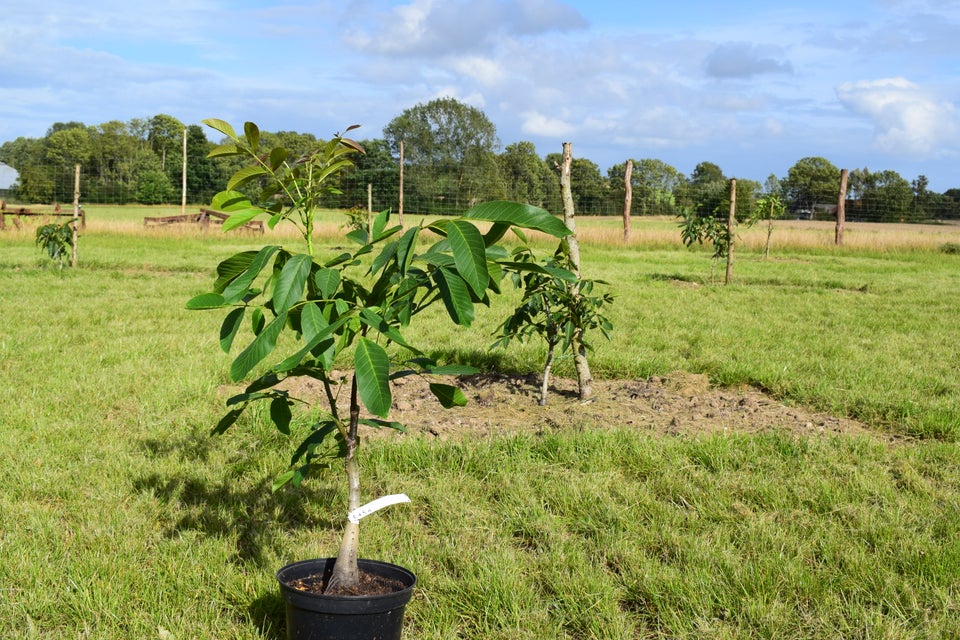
[493, 241, 613, 405]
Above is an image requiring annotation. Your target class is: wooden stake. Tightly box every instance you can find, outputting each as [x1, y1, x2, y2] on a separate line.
[622, 159, 633, 243]
[725, 179, 736, 285]
[398, 140, 405, 227]
[559, 142, 592, 400]
[72, 164, 80, 268]
[836, 168, 848, 246]
[181, 128, 187, 216]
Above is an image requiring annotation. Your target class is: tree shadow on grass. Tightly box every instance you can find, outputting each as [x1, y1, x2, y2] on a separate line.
[249, 590, 286, 640]
[427, 346, 528, 375]
[134, 427, 341, 568]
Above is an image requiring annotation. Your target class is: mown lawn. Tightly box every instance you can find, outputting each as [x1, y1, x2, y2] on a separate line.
[0, 215, 958, 638]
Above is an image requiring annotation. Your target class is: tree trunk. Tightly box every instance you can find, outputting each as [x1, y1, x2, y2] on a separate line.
[181, 128, 187, 217]
[540, 340, 556, 406]
[559, 142, 593, 400]
[725, 179, 736, 285]
[398, 140, 405, 227]
[325, 375, 362, 593]
[622, 159, 633, 243]
[71, 164, 80, 268]
[836, 168, 848, 246]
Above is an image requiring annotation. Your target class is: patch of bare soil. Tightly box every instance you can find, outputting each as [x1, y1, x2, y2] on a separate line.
[283, 371, 876, 441]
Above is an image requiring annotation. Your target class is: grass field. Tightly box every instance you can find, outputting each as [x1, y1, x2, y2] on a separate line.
[1, 206, 958, 638]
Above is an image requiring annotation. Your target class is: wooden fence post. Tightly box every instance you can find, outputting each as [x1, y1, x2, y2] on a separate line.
[398, 140, 405, 227]
[622, 159, 633, 243]
[725, 179, 736, 285]
[560, 142, 593, 400]
[72, 164, 80, 268]
[836, 168, 848, 246]
[181, 128, 187, 217]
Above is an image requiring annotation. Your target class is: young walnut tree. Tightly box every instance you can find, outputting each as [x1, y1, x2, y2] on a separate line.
[188, 119, 571, 593]
[493, 240, 613, 406]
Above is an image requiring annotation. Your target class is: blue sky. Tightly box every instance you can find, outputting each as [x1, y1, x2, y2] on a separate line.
[2, 0, 959, 190]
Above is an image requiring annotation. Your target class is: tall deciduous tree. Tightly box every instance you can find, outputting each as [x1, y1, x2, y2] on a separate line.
[545, 153, 607, 215]
[148, 113, 186, 173]
[383, 97, 500, 213]
[608, 158, 682, 216]
[497, 141, 550, 206]
[860, 169, 913, 222]
[781, 156, 839, 215]
[678, 161, 727, 215]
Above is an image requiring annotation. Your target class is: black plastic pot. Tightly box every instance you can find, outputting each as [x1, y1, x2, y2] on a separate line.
[276, 558, 416, 640]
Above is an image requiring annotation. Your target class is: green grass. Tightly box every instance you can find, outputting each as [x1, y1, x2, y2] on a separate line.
[1, 217, 959, 638]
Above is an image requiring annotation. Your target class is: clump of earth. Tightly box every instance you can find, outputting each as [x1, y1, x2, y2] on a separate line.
[282, 371, 877, 441]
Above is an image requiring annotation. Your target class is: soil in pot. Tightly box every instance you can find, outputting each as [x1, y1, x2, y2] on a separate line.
[287, 567, 408, 597]
[277, 558, 416, 640]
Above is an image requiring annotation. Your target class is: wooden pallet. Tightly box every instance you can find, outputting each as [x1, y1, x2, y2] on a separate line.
[143, 208, 263, 233]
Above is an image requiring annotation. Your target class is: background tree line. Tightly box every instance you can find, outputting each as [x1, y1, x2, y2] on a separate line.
[2, 99, 958, 222]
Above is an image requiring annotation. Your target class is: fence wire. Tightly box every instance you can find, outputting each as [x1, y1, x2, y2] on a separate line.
[1, 161, 957, 224]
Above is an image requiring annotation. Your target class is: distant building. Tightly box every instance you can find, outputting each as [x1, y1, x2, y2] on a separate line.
[0, 162, 18, 190]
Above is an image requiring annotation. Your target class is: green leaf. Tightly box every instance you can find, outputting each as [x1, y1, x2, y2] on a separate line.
[313, 268, 340, 299]
[272, 254, 312, 315]
[395, 225, 420, 276]
[243, 121, 260, 149]
[212, 407, 244, 435]
[370, 240, 398, 277]
[274, 313, 352, 373]
[435, 266, 475, 326]
[270, 396, 292, 435]
[272, 469, 298, 491]
[359, 418, 406, 431]
[483, 222, 511, 246]
[324, 252, 353, 268]
[300, 302, 327, 340]
[202, 118, 238, 140]
[219, 307, 245, 353]
[371, 209, 389, 240]
[289, 421, 339, 465]
[214, 251, 257, 292]
[210, 190, 251, 212]
[358, 307, 416, 351]
[429, 383, 468, 408]
[221, 208, 263, 232]
[447, 220, 489, 297]
[268, 147, 288, 171]
[250, 308, 265, 335]
[186, 292, 226, 310]
[207, 143, 241, 159]
[465, 200, 571, 238]
[346, 228, 369, 246]
[354, 337, 391, 418]
[230, 311, 287, 381]
[221, 245, 280, 303]
[227, 165, 269, 192]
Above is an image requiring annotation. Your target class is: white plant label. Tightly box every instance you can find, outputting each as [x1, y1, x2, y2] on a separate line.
[348, 493, 411, 524]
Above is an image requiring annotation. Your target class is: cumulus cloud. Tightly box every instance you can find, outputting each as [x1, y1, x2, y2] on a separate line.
[836, 77, 960, 156]
[704, 43, 793, 79]
[520, 111, 574, 137]
[344, 0, 586, 56]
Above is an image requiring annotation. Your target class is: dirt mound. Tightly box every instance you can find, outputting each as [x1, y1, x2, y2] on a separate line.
[281, 371, 874, 441]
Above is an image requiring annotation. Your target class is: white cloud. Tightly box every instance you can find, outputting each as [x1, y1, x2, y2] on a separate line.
[704, 43, 793, 79]
[520, 111, 574, 137]
[344, 0, 586, 56]
[450, 56, 506, 86]
[836, 77, 960, 156]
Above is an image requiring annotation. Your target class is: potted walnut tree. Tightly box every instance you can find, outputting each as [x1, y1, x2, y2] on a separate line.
[187, 119, 571, 639]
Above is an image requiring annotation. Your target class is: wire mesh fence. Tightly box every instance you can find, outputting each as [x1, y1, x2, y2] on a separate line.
[1, 159, 958, 225]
